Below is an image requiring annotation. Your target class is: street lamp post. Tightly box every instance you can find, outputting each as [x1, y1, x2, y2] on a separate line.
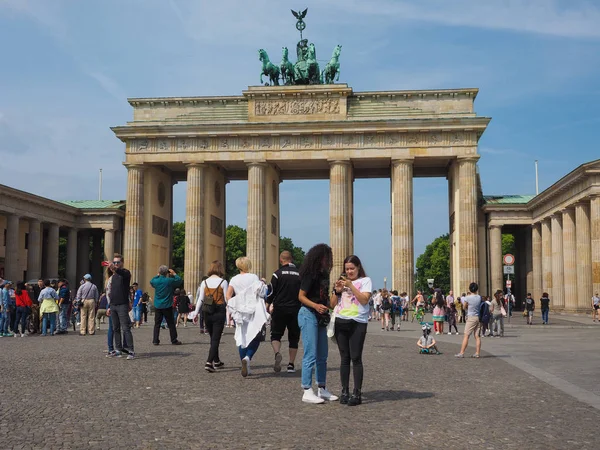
[384, 277, 387, 290]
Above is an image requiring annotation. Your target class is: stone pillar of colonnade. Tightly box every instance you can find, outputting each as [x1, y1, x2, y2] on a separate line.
[541, 218, 552, 298]
[184, 164, 205, 296]
[66, 228, 78, 285]
[551, 214, 564, 309]
[575, 202, 592, 311]
[562, 208, 577, 311]
[27, 219, 42, 282]
[531, 223, 543, 302]
[458, 157, 479, 290]
[45, 223, 60, 278]
[329, 160, 354, 286]
[77, 230, 90, 282]
[124, 165, 145, 286]
[488, 225, 502, 293]
[591, 195, 600, 300]
[91, 232, 103, 286]
[4, 214, 20, 282]
[524, 226, 533, 296]
[391, 159, 413, 296]
[247, 162, 268, 279]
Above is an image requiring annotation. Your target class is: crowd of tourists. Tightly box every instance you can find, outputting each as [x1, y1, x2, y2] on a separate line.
[2, 246, 598, 405]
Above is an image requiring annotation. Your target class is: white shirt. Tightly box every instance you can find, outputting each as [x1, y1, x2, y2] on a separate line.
[195, 276, 229, 304]
[229, 273, 259, 298]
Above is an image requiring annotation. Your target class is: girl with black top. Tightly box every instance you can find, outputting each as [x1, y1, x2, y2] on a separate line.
[331, 255, 372, 406]
[298, 244, 338, 404]
[176, 289, 191, 327]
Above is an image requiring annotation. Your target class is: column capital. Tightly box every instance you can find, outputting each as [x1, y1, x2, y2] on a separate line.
[123, 163, 145, 171]
[245, 160, 268, 168]
[391, 157, 414, 167]
[488, 224, 503, 230]
[457, 155, 480, 163]
[328, 159, 352, 167]
[185, 162, 206, 169]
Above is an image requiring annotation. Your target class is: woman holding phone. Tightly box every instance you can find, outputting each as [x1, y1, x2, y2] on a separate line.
[298, 244, 338, 404]
[331, 255, 372, 406]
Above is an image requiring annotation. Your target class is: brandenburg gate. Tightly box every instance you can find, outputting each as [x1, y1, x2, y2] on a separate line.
[112, 84, 490, 295]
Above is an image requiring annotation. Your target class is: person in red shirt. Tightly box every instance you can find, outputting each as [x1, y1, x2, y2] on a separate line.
[15, 281, 33, 337]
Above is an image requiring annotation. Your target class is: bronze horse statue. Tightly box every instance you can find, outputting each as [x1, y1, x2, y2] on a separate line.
[258, 49, 280, 86]
[322, 45, 342, 84]
[280, 47, 295, 85]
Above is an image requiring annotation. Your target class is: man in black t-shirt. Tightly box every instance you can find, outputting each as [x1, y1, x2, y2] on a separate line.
[267, 251, 302, 373]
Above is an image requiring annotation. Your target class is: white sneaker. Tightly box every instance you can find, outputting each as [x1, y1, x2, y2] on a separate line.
[447, 332, 451, 335]
[318, 387, 339, 401]
[302, 388, 325, 404]
[435, 331, 440, 335]
[241, 356, 250, 378]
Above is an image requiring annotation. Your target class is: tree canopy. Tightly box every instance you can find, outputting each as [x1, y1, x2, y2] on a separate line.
[172, 222, 305, 279]
[415, 234, 450, 295]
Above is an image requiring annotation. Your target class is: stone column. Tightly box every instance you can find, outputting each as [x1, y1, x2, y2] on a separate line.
[391, 159, 413, 295]
[124, 165, 145, 286]
[247, 162, 267, 278]
[458, 157, 479, 289]
[562, 208, 577, 311]
[591, 196, 600, 299]
[532, 223, 543, 301]
[103, 229, 115, 261]
[66, 228, 78, 285]
[45, 223, 59, 278]
[184, 164, 205, 295]
[329, 160, 354, 284]
[489, 225, 502, 293]
[551, 214, 564, 308]
[77, 230, 90, 281]
[541, 218, 552, 296]
[524, 226, 533, 296]
[575, 202, 592, 310]
[27, 219, 42, 281]
[91, 232, 103, 286]
[4, 214, 20, 282]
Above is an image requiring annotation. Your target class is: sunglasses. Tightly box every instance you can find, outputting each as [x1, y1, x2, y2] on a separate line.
[112, 261, 122, 265]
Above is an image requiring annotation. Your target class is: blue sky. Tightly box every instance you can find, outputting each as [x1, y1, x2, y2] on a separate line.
[2, 0, 600, 288]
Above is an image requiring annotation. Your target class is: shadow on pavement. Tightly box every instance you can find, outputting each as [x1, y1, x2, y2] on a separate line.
[139, 352, 192, 358]
[363, 390, 434, 404]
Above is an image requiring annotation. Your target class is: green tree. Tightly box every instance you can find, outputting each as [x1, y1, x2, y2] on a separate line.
[225, 225, 247, 278]
[171, 222, 305, 280]
[502, 234, 515, 257]
[172, 222, 186, 276]
[279, 236, 305, 267]
[415, 234, 450, 295]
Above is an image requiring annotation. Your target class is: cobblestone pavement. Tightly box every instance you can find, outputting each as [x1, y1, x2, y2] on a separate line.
[1, 318, 599, 449]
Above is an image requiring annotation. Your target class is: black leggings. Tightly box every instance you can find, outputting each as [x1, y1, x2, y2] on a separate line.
[205, 305, 226, 363]
[334, 318, 367, 391]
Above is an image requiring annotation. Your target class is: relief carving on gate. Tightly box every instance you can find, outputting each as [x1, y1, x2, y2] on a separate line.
[254, 98, 341, 116]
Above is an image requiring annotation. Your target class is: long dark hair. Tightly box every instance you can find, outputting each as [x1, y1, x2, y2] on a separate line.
[435, 291, 445, 308]
[343, 254, 367, 278]
[299, 243, 333, 279]
[16, 281, 25, 295]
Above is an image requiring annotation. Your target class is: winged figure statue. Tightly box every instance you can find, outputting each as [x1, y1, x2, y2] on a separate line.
[291, 8, 308, 19]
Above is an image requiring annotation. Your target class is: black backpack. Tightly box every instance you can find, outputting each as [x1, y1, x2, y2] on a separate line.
[382, 297, 391, 310]
[479, 302, 490, 322]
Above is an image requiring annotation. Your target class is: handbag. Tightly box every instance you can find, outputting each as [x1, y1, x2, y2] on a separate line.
[500, 305, 507, 318]
[202, 279, 225, 315]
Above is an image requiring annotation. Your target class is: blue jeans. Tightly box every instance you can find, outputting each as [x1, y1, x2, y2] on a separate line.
[542, 308, 549, 324]
[238, 334, 261, 360]
[15, 306, 29, 334]
[298, 306, 329, 389]
[58, 303, 69, 331]
[133, 304, 142, 322]
[0, 310, 10, 334]
[42, 313, 56, 336]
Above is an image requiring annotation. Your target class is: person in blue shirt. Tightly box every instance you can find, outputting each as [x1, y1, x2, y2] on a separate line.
[150, 265, 183, 345]
[1, 281, 15, 337]
[132, 282, 143, 328]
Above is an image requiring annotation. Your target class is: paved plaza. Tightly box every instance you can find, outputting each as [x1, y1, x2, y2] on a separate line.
[1, 314, 599, 449]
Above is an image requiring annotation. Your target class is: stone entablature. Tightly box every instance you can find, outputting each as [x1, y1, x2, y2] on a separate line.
[125, 85, 481, 125]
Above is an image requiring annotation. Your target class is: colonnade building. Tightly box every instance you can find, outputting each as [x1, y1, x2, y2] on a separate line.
[0, 184, 124, 288]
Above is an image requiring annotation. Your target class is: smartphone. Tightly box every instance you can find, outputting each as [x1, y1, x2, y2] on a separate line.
[339, 273, 347, 280]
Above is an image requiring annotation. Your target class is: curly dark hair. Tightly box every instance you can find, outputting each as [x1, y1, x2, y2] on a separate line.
[299, 243, 333, 279]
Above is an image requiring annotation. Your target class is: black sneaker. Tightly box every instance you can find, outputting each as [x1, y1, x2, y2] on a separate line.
[287, 363, 295, 373]
[172, 340, 183, 345]
[205, 362, 216, 373]
[213, 361, 224, 368]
